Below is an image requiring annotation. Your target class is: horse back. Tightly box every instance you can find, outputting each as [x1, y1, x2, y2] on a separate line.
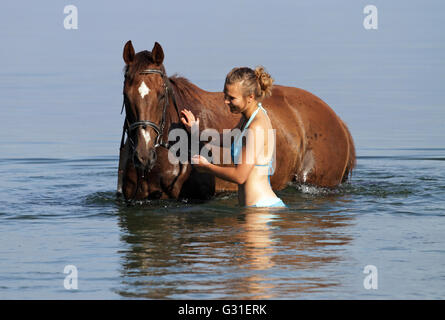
[265, 85, 354, 187]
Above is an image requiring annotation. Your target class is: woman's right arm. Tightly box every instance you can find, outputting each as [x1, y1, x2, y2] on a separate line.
[180, 109, 199, 132]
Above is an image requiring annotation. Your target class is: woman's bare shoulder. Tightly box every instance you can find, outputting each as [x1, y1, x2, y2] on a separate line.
[249, 112, 271, 132]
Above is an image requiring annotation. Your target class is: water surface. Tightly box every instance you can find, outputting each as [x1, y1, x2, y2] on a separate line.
[0, 0, 444, 299]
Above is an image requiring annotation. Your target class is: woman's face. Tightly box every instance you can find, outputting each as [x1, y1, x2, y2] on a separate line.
[224, 82, 247, 114]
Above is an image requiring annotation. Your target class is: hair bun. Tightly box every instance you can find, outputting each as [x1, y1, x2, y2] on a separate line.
[254, 66, 274, 99]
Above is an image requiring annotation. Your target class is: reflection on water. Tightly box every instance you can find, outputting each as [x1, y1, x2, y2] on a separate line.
[1, 150, 444, 298]
[115, 198, 354, 299]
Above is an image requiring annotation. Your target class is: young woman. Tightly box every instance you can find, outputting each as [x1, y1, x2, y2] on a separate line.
[180, 66, 287, 208]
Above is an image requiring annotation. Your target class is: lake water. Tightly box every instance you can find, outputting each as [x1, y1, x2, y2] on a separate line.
[0, 0, 444, 299]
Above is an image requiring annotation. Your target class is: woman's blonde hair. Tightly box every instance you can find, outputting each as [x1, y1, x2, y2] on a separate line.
[224, 66, 274, 101]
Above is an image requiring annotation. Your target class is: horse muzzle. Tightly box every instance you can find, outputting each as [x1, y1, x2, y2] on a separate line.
[133, 148, 157, 171]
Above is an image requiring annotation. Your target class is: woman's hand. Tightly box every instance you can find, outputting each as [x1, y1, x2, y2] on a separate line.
[180, 109, 199, 132]
[191, 154, 210, 173]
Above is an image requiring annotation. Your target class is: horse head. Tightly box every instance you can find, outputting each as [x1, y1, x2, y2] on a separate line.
[120, 41, 190, 200]
[119, 41, 225, 201]
[122, 40, 172, 171]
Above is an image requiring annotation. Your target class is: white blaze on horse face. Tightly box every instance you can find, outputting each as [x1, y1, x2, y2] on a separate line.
[138, 81, 150, 99]
[141, 128, 151, 148]
[137, 81, 151, 147]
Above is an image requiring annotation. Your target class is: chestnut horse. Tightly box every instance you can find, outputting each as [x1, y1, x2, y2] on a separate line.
[117, 41, 356, 201]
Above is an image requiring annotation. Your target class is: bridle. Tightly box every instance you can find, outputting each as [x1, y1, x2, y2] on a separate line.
[120, 68, 181, 153]
[119, 68, 184, 200]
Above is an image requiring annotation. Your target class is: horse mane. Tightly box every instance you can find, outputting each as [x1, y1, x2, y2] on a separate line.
[123, 50, 210, 118]
[168, 74, 207, 108]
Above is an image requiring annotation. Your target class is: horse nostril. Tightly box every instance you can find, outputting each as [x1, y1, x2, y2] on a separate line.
[133, 152, 147, 166]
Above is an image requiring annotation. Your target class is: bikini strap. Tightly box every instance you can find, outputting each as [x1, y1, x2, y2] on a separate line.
[242, 106, 259, 132]
[258, 102, 267, 114]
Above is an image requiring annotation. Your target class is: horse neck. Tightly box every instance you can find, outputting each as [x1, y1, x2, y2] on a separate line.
[168, 77, 208, 117]
[168, 77, 238, 131]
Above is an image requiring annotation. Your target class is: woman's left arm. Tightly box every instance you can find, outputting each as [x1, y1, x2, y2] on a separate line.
[193, 158, 253, 185]
[192, 126, 262, 185]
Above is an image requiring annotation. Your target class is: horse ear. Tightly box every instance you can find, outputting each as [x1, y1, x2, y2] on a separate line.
[123, 40, 135, 65]
[152, 42, 164, 65]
